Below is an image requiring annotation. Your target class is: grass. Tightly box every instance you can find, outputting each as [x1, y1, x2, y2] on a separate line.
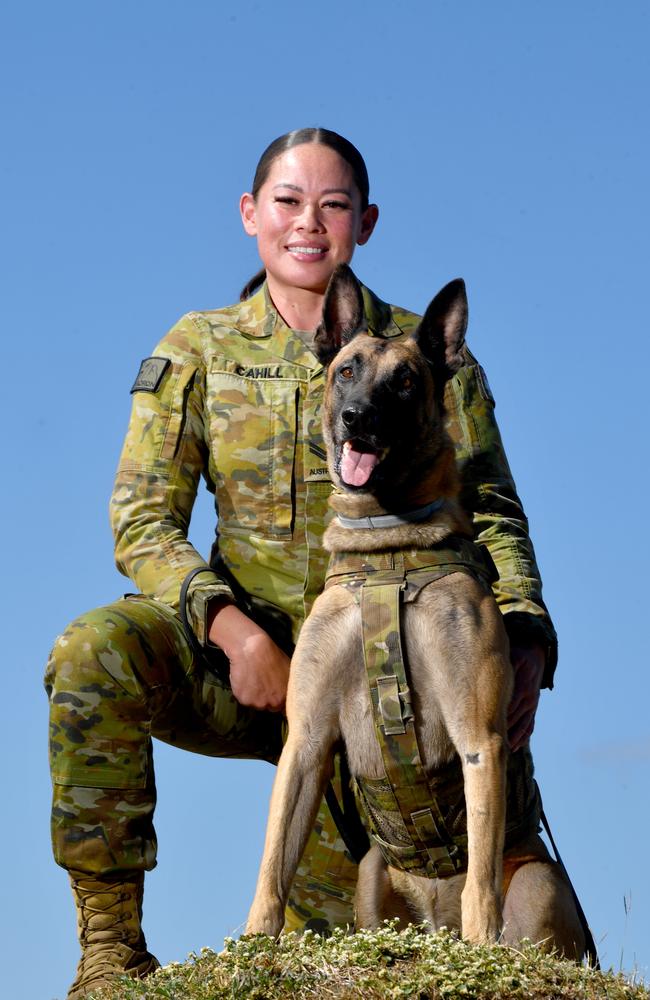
[86, 924, 647, 1000]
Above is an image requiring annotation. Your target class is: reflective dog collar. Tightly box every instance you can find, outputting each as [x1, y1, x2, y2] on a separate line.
[335, 499, 445, 530]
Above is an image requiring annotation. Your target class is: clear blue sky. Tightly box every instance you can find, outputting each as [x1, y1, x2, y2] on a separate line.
[2, 2, 649, 997]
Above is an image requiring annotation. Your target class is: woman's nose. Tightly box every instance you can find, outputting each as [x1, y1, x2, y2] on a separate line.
[297, 202, 324, 232]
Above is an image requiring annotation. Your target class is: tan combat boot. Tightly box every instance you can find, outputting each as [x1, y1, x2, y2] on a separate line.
[67, 872, 160, 999]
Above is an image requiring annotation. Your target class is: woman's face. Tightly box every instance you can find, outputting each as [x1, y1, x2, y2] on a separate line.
[240, 143, 378, 302]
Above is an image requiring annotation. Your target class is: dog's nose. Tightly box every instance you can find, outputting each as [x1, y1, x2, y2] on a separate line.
[341, 406, 361, 429]
[341, 403, 379, 434]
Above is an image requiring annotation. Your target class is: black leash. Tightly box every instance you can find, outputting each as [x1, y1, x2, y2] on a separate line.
[540, 802, 600, 969]
[179, 567, 213, 645]
[179, 567, 230, 681]
[325, 754, 370, 864]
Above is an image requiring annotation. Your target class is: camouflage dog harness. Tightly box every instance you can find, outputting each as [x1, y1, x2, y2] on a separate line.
[325, 535, 541, 879]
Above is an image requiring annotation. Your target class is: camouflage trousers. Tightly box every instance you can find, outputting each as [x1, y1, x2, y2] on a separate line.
[45, 595, 358, 933]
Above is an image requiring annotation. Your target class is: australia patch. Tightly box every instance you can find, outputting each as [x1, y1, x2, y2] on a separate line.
[130, 357, 171, 394]
[305, 441, 331, 483]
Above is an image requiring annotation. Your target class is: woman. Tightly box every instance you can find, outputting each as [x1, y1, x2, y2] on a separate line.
[45, 128, 556, 999]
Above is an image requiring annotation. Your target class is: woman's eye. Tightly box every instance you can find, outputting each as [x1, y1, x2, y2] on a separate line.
[274, 196, 298, 205]
[323, 200, 350, 210]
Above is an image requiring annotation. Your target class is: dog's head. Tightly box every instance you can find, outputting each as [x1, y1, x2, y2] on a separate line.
[315, 265, 467, 502]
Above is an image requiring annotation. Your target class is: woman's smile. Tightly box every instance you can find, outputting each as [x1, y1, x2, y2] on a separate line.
[286, 242, 329, 260]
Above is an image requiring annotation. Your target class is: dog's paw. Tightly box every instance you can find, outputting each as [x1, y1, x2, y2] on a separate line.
[245, 901, 285, 938]
[461, 886, 502, 945]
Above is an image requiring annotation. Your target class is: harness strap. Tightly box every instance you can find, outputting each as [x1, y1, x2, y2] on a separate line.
[360, 577, 463, 877]
[325, 538, 498, 602]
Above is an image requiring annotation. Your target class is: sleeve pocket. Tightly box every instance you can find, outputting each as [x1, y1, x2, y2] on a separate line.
[160, 363, 198, 461]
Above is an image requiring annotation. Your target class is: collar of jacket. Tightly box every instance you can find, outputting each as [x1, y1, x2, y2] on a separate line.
[235, 279, 409, 343]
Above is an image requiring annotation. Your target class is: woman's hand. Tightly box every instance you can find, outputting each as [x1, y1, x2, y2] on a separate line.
[507, 643, 545, 752]
[207, 600, 290, 712]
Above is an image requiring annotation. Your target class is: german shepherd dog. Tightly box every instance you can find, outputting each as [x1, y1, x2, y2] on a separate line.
[247, 266, 585, 956]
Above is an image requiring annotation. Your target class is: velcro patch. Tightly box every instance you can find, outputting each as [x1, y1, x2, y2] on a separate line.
[476, 365, 495, 405]
[131, 357, 171, 394]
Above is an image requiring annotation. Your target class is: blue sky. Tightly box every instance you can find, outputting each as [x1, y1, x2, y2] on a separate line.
[2, 2, 649, 997]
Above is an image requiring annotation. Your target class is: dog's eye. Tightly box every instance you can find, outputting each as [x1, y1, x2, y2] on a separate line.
[401, 375, 413, 390]
[338, 366, 354, 380]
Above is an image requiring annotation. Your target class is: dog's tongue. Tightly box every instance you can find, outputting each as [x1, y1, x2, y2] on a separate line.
[341, 442, 379, 487]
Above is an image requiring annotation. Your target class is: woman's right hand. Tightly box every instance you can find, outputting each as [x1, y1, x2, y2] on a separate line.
[207, 600, 290, 712]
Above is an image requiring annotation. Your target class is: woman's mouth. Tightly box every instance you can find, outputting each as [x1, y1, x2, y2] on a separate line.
[286, 244, 328, 261]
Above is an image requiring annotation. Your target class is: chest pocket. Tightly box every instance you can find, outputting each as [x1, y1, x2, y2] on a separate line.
[207, 357, 303, 538]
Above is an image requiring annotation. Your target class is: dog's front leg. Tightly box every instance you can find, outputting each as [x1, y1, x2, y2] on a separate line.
[458, 726, 507, 944]
[432, 592, 511, 945]
[246, 723, 336, 937]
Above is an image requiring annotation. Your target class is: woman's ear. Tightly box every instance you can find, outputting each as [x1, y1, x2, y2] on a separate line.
[240, 193, 258, 236]
[356, 203, 379, 246]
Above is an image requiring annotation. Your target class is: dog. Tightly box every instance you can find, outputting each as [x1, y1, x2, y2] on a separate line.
[246, 265, 586, 957]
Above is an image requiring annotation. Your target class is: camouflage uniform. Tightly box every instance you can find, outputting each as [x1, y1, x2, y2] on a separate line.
[46, 279, 557, 933]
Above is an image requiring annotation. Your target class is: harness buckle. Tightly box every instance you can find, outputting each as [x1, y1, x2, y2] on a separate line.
[377, 675, 407, 735]
[411, 808, 464, 876]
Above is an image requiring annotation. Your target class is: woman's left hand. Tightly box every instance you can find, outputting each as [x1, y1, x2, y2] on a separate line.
[507, 643, 545, 751]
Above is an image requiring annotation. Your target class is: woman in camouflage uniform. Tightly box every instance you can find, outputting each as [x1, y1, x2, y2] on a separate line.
[45, 128, 556, 999]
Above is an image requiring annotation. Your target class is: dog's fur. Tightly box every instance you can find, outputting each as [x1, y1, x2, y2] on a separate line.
[247, 266, 585, 957]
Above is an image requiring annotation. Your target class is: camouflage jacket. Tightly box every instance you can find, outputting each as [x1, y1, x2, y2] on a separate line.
[111, 280, 558, 686]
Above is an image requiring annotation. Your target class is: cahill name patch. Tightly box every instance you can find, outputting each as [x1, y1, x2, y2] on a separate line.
[131, 357, 171, 394]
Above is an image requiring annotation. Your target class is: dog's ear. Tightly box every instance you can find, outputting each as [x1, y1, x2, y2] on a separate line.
[413, 278, 468, 380]
[314, 264, 366, 366]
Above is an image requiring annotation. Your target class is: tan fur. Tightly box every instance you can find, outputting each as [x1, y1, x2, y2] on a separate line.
[246, 271, 585, 960]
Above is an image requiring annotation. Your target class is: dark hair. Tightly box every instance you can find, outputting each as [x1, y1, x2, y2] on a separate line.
[240, 128, 371, 300]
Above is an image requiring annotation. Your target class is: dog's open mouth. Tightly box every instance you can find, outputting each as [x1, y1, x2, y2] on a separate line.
[339, 440, 387, 488]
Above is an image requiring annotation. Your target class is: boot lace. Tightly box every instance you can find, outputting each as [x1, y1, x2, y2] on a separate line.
[76, 877, 139, 947]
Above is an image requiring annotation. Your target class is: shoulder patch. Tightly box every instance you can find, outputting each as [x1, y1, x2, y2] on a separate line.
[130, 357, 171, 394]
[475, 365, 495, 405]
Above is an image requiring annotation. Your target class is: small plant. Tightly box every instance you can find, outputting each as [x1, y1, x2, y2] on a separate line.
[88, 923, 648, 1000]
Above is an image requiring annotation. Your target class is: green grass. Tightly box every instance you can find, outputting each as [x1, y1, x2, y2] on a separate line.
[89, 924, 648, 1000]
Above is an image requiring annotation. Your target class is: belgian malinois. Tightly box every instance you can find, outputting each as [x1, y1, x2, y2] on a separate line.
[247, 266, 585, 956]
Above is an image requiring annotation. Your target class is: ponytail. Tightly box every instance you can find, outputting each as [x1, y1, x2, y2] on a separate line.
[240, 268, 267, 301]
